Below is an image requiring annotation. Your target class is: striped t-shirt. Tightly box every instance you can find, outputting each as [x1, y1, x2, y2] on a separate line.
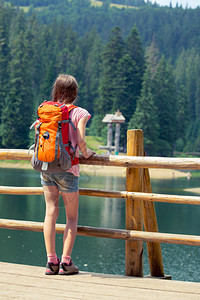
[67, 106, 91, 177]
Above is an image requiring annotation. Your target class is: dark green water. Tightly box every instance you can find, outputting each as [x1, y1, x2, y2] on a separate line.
[0, 167, 200, 282]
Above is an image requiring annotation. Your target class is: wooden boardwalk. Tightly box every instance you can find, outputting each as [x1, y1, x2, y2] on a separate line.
[0, 262, 199, 299]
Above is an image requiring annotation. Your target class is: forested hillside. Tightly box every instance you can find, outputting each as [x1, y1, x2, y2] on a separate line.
[0, 0, 200, 155]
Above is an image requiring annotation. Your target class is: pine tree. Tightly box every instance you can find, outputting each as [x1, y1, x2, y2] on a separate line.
[0, 6, 11, 94]
[26, 15, 43, 103]
[152, 56, 177, 156]
[112, 53, 141, 145]
[175, 85, 189, 151]
[66, 44, 85, 106]
[55, 25, 78, 75]
[195, 76, 200, 120]
[1, 13, 33, 149]
[175, 49, 200, 123]
[97, 26, 125, 114]
[0, 5, 14, 146]
[113, 53, 139, 118]
[174, 49, 200, 152]
[129, 67, 160, 155]
[84, 32, 103, 115]
[126, 26, 145, 91]
[39, 24, 57, 98]
[40, 62, 56, 100]
[192, 52, 200, 120]
[186, 53, 197, 121]
[90, 26, 126, 139]
[145, 38, 160, 78]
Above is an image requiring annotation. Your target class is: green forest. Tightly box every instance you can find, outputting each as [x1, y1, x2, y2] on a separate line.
[0, 0, 200, 156]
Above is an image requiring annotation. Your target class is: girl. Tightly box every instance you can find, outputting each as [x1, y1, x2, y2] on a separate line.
[41, 74, 94, 275]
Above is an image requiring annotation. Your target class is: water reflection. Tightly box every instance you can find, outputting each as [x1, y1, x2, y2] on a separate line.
[0, 167, 200, 282]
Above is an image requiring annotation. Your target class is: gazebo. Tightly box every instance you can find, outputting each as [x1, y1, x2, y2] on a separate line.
[101, 110, 125, 154]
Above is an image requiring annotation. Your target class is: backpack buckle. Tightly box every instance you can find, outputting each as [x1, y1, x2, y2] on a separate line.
[43, 131, 50, 139]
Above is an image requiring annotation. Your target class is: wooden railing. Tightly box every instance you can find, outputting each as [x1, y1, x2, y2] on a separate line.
[0, 129, 200, 278]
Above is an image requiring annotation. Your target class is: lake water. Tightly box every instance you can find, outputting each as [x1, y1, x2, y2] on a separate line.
[0, 167, 200, 282]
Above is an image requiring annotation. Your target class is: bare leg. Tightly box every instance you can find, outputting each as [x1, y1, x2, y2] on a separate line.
[43, 185, 59, 255]
[61, 191, 79, 257]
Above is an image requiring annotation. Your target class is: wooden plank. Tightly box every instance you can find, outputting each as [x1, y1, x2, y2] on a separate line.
[143, 168, 164, 277]
[126, 129, 144, 276]
[0, 262, 199, 292]
[1, 149, 200, 169]
[0, 263, 200, 300]
[0, 219, 200, 246]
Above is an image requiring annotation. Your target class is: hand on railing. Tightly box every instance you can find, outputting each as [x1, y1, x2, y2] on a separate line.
[84, 148, 96, 159]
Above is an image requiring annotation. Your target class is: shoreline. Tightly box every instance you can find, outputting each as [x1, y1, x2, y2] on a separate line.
[0, 161, 189, 179]
[2, 161, 198, 193]
[80, 165, 189, 179]
[184, 188, 200, 194]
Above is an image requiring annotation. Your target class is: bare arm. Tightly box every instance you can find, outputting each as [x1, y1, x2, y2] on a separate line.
[77, 116, 95, 158]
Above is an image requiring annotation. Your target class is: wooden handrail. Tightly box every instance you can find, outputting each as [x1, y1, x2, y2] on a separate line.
[81, 155, 200, 169]
[1, 186, 200, 205]
[0, 218, 200, 246]
[1, 149, 200, 169]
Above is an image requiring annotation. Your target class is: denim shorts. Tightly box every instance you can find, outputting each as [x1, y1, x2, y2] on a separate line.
[41, 172, 79, 193]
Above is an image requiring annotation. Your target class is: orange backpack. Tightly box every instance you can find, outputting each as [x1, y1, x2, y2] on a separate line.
[30, 100, 79, 173]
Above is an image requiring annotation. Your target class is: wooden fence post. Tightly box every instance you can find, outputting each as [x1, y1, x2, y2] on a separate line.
[125, 129, 144, 276]
[143, 167, 165, 277]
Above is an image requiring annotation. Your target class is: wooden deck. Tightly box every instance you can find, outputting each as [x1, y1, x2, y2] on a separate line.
[0, 262, 199, 299]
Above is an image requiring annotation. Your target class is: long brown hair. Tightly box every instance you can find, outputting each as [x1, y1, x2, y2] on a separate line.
[52, 74, 78, 104]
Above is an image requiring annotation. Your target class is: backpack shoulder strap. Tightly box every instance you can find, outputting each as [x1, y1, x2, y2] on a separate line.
[68, 105, 77, 112]
[60, 105, 77, 130]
